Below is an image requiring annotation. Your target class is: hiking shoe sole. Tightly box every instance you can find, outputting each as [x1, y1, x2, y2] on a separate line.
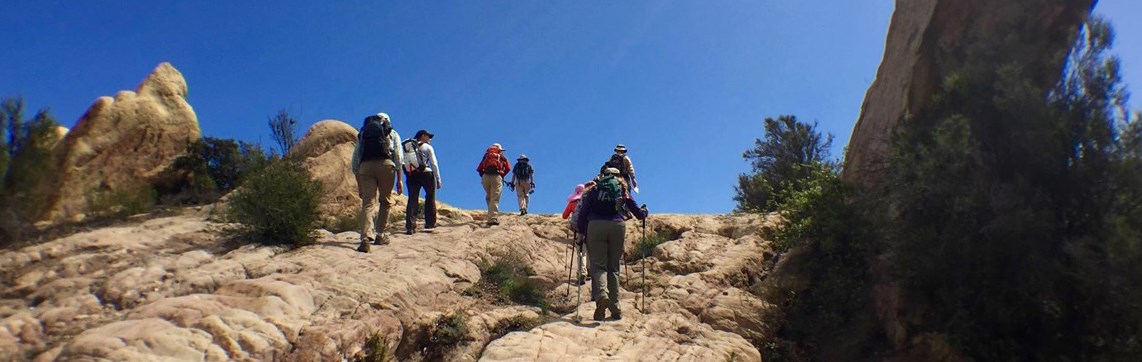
[594, 297, 611, 321]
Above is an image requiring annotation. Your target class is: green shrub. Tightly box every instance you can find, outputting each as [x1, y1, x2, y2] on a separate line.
[86, 186, 157, 220]
[626, 231, 670, 262]
[361, 332, 393, 362]
[323, 211, 360, 234]
[474, 249, 548, 308]
[227, 161, 322, 246]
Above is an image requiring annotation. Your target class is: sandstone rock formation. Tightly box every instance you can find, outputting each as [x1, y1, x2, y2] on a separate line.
[287, 119, 469, 227]
[0, 208, 781, 361]
[842, 0, 1096, 188]
[40, 63, 201, 222]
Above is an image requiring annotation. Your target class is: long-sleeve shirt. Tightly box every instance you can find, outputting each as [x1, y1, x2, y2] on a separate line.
[575, 188, 647, 233]
[420, 142, 442, 185]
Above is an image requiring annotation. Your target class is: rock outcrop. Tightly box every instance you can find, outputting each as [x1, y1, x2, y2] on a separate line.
[0, 209, 781, 361]
[842, 0, 1096, 188]
[40, 63, 201, 222]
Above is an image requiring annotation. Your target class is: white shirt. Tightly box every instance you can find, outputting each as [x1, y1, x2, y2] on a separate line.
[419, 142, 442, 185]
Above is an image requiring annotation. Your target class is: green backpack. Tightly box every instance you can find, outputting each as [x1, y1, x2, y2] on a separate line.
[590, 175, 624, 216]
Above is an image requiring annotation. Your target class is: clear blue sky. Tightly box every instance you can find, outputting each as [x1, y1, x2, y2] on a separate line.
[3, 1, 1139, 214]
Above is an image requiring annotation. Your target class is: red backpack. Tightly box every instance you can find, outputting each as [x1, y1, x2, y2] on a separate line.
[478, 148, 505, 175]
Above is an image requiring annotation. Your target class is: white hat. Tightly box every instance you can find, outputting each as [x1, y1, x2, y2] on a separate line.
[376, 112, 391, 122]
[491, 143, 504, 151]
[603, 167, 621, 175]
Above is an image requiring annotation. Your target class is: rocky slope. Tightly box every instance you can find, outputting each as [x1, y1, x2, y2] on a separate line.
[0, 208, 781, 361]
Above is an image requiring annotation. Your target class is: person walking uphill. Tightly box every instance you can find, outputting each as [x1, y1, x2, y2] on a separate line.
[352, 113, 403, 253]
[476, 143, 511, 226]
[403, 129, 442, 234]
[509, 155, 535, 215]
[599, 144, 638, 192]
[576, 167, 648, 321]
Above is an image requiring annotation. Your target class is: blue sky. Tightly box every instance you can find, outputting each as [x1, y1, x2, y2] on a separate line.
[3, 1, 1139, 214]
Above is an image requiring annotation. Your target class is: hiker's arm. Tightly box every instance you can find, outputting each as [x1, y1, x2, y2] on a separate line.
[350, 138, 362, 174]
[623, 197, 647, 220]
[426, 144, 442, 188]
[625, 156, 636, 186]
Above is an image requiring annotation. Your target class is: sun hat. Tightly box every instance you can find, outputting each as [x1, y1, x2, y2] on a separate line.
[518, 154, 528, 160]
[614, 144, 627, 152]
[567, 184, 586, 202]
[603, 167, 621, 175]
[491, 143, 504, 151]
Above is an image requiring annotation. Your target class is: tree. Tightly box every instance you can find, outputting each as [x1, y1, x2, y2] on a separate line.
[734, 115, 834, 212]
[268, 109, 298, 156]
[0, 97, 61, 243]
[880, 16, 1142, 359]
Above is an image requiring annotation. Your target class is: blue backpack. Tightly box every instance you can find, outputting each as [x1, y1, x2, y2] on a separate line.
[513, 160, 533, 181]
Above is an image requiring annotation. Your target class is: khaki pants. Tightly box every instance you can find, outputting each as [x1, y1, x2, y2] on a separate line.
[515, 180, 532, 211]
[357, 159, 397, 239]
[587, 219, 625, 315]
[481, 173, 503, 222]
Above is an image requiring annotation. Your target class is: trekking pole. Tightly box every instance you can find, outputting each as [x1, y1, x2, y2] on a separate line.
[574, 241, 584, 323]
[641, 214, 648, 313]
[566, 231, 576, 299]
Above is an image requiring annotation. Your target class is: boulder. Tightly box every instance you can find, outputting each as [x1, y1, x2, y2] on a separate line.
[842, 0, 1095, 188]
[40, 63, 201, 222]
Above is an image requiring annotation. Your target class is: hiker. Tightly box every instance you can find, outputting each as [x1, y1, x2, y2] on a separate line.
[351, 112, 404, 253]
[576, 167, 648, 321]
[508, 154, 535, 215]
[564, 181, 596, 285]
[403, 129, 441, 235]
[598, 144, 638, 192]
[476, 143, 511, 226]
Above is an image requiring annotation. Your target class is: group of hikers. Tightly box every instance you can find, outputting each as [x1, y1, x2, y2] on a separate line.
[349, 112, 648, 321]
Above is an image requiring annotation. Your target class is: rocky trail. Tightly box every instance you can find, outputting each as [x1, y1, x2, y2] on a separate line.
[1, 207, 781, 361]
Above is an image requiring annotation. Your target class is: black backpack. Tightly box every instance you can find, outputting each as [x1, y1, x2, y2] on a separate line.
[599, 153, 627, 176]
[513, 160, 533, 181]
[360, 119, 394, 162]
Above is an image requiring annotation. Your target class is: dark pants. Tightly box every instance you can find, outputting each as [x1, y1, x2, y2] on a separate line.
[405, 170, 437, 230]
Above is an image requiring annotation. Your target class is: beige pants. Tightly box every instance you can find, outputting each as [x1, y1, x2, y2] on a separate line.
[357, 159, 397, 239]
[515, 180, 532, 211]
[481, 173, 503, 222]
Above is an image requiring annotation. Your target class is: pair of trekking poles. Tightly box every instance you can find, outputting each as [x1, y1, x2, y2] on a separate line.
[567, 217, 649, 322]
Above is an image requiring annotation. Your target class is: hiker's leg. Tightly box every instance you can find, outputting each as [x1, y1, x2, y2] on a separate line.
[357, 161, 381, 240]
[375, 160, 397, 234]
[518, 181, 531, 211]
[586, 220, 610, 302]
[423, 171, 437, 227]
[488, 175, 502, 222]
[605, 221, 626, 313]
[481, 174, 496, 222]
[405, 171, 422, 231]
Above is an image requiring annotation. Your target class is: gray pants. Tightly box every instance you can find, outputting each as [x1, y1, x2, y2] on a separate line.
[587, 219, 625, 314]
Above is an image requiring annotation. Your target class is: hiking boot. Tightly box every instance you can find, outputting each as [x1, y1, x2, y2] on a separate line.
[424, 224, 436, 230]
[611, 311, 622, 321]
[357, 240, 371, 253]
[405, 229, 414, 235]
[594, 296, 611, 321]
[577, 274, 586, 286]
[374, 234, 390, 245]
[487, 220, 499, 226]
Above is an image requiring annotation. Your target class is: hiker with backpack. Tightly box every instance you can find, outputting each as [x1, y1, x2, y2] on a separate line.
[351, 112, 404, 253]
[598, 144, 638, 192]
[475, 143, 511, 226]
[402, 129, 441, 235]
[508, 154, 535, 215]
[575, 167, 648, 321]
[564, 180, 596, 286]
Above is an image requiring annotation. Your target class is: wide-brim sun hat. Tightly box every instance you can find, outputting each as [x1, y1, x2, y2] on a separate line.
[567, 184, 586, 202]
[614, 144, 627, 152]
[518, 154, 528, 160]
